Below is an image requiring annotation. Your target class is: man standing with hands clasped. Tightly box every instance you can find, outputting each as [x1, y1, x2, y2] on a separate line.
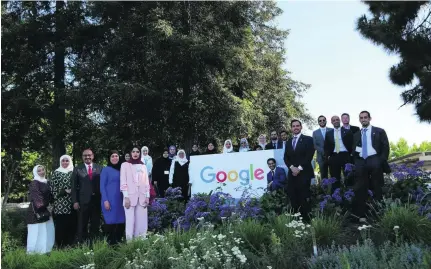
[284, 120, 315, 221]
[71, 149, 103, 243]
[352, 111, 390, 223]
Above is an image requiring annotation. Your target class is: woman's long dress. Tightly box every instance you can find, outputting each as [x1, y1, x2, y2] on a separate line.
[49, 171, 76, 247]
[152, 157, 172, 197]
[100, 166, 125, 244]
[26, 180, 55, 254]
[172, 162, 190, 201]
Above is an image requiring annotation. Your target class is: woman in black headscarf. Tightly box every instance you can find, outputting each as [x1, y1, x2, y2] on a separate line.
[152, 148, 172, 198]
[188, 144, 201, 160]
[205, 142, 218, 155]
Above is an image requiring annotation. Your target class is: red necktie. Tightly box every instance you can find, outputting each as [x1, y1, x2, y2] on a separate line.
[88, 165, 93, 180]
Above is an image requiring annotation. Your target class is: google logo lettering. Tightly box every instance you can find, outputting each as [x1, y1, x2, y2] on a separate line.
[200, 164, 264, 186]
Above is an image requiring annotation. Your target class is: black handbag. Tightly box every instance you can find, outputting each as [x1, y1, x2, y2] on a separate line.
[32, 202, 51, 223]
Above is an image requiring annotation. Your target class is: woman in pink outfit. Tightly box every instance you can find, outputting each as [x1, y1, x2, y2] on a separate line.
[120, 146, 150, 241]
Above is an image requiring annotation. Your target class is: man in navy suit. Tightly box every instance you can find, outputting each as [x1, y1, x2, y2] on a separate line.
[352, 111, 390, 222]
[284, 119, 315, 220]
[267, 158, 287, 192]
[265, 130, 283, 150]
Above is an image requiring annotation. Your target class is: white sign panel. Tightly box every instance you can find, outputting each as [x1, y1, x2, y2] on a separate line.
[189, 149, 286, 198]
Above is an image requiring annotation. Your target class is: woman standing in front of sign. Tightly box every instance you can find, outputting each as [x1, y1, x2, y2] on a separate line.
[223, 139, 236, 153]
[169, 150, 191, 202]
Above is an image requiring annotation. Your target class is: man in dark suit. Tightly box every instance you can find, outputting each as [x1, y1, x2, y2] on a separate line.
[265, 130, 283, 150]
[284, 120, 315, 220]
[341, 113, 360, 134]
[71, 149, 103, 243]
[352, 111, 390, 222]
[312, 115, 333, 179]
[267, 158, 287, 191]
[324, 115, 353, 190]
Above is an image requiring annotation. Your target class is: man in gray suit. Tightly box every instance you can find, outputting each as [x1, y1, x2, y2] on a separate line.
[312, 115, 333, 179]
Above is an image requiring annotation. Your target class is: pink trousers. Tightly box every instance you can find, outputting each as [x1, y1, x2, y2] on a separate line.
[124, 205, 148, 241]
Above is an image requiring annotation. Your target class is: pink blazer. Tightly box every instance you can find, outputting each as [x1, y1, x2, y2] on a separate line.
[120, 162, 150, 207]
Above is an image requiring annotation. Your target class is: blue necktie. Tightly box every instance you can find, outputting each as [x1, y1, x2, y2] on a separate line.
[292, 136, 297, 150]
[362, 129, 368, 159]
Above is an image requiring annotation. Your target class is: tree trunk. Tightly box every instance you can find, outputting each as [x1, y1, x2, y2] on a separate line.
[51, 0, 66, 170]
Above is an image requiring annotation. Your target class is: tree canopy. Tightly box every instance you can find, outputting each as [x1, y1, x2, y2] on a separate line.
[1, 1, 311, 202]
[357, 1, 431, 122]
[389, 137, 431, 159]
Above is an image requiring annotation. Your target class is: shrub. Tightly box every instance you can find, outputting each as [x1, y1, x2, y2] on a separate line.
[148, 187, 185, 231]
[234, 219, 271, 253]
[311, 213, 344, 247]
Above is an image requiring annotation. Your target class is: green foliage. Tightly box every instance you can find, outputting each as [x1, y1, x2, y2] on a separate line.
[1, 209, 27, 249]
[311, 213, 344, 247]
[390, 138, 431, 159]
[377, 204, 431, 244]
[233, 219, 271, 252]
[259, 189, 288, 218]
[357, 2, 431, 122]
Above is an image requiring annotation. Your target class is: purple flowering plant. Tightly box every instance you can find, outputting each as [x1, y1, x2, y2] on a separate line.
[148, 187, 186, 231]
[388, 161, 430, 204]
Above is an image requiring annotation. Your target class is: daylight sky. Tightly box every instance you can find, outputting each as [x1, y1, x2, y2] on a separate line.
[277, 1, 431, 145]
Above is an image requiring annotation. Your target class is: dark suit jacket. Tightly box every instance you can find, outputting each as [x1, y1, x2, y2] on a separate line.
[71, 163, 103, 205]
[267, 167, 287, 191]
[343, 125, 360, 134]
[352, 126, 391, 173]
[284, 134, 315, 179]
[324, 128, 353, 159]
[265, 140, 283, 150]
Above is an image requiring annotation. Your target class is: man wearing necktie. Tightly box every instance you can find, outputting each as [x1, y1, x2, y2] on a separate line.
[312, 115, 333, 179]
[266, 158, 287, 192]
[352, 111, 390, 222]
[265, 130, 283, 150]
[324, 115, 353, 190]
[284, 120, 315, 220]
[71, 149, 103, 243]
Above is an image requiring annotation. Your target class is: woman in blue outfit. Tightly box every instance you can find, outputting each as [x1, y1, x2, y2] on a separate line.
[100, 150, 125, 245]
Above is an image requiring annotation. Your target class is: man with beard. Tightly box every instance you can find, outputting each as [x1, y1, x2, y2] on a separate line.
[352, 111, 390, 222]
[265, 130, 283, 150]
[71, 149, 103, 243]
[312, 115, 332, 179]
[284, 120, 315, 220]
[324, 115, 353, 189]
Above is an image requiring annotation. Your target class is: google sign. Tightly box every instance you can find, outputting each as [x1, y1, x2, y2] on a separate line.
[200, 164, 265, 186]
[189, 150, 285, 198]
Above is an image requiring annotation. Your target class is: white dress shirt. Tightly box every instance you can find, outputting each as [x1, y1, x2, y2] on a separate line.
[359, 125, 377, 158]
[333, 128, 348, 152]
[320, 127, 327, 139]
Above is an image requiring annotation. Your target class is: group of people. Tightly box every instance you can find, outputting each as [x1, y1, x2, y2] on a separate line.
[26, 110, 389, 254]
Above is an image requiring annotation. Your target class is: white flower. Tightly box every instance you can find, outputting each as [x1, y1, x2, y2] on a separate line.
[393, 225, 400, 230]
[221, 217, 227, 220]
[197, 217, 204, 221]
[267, 266, 273, 269]
[358, 224, 372, 231]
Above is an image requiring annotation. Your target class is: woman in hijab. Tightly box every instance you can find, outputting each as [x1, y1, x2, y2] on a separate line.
[141, 146, 153, 179]
[152, 148, 172, 198]
[169, 150, 191, 201]
[188, 144, 201, 159]
[120, 146, 150, 241]
[258, 134, 267, 150]
[124, 153, 131, 162]
[101, 150, 125, 245]
[27, 165, 55, 254]
[168, 145, 177, 160]
[238, 138, 250, 152]
[49, 155, 75, 247]
[206, 142, 218, 154]
[223, 139, 235, 154]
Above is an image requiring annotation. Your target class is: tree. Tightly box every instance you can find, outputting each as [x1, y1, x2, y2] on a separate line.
[357, 1, 431, 122]
[390, 137, 431, 159]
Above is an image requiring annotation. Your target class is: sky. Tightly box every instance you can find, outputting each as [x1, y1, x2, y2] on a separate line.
[276, 1, 431, 145]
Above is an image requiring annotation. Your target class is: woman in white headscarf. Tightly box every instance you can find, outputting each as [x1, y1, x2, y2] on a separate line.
[223, 139, 235, 154]
[141, 146, 153, 179]
[26, 165, 55, 254]
[238, 138, 250, 152]
[49, 155, 76, 247]
[169, 150, 191, 201]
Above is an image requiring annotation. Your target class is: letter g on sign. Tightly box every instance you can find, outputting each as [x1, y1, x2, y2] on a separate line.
[200, 166, 215, 183]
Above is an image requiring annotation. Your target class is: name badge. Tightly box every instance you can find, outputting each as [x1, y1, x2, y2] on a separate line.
[164, 171, 169, 175]
[356, 146, 362, 153]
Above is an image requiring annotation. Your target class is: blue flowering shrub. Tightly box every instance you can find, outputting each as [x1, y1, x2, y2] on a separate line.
[387, 161, 430, 204]
[148, 187, 186, 231]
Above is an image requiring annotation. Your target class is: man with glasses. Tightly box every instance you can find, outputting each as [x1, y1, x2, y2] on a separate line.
[71, 149, 103, 243]
[312, 115, 332, 179]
